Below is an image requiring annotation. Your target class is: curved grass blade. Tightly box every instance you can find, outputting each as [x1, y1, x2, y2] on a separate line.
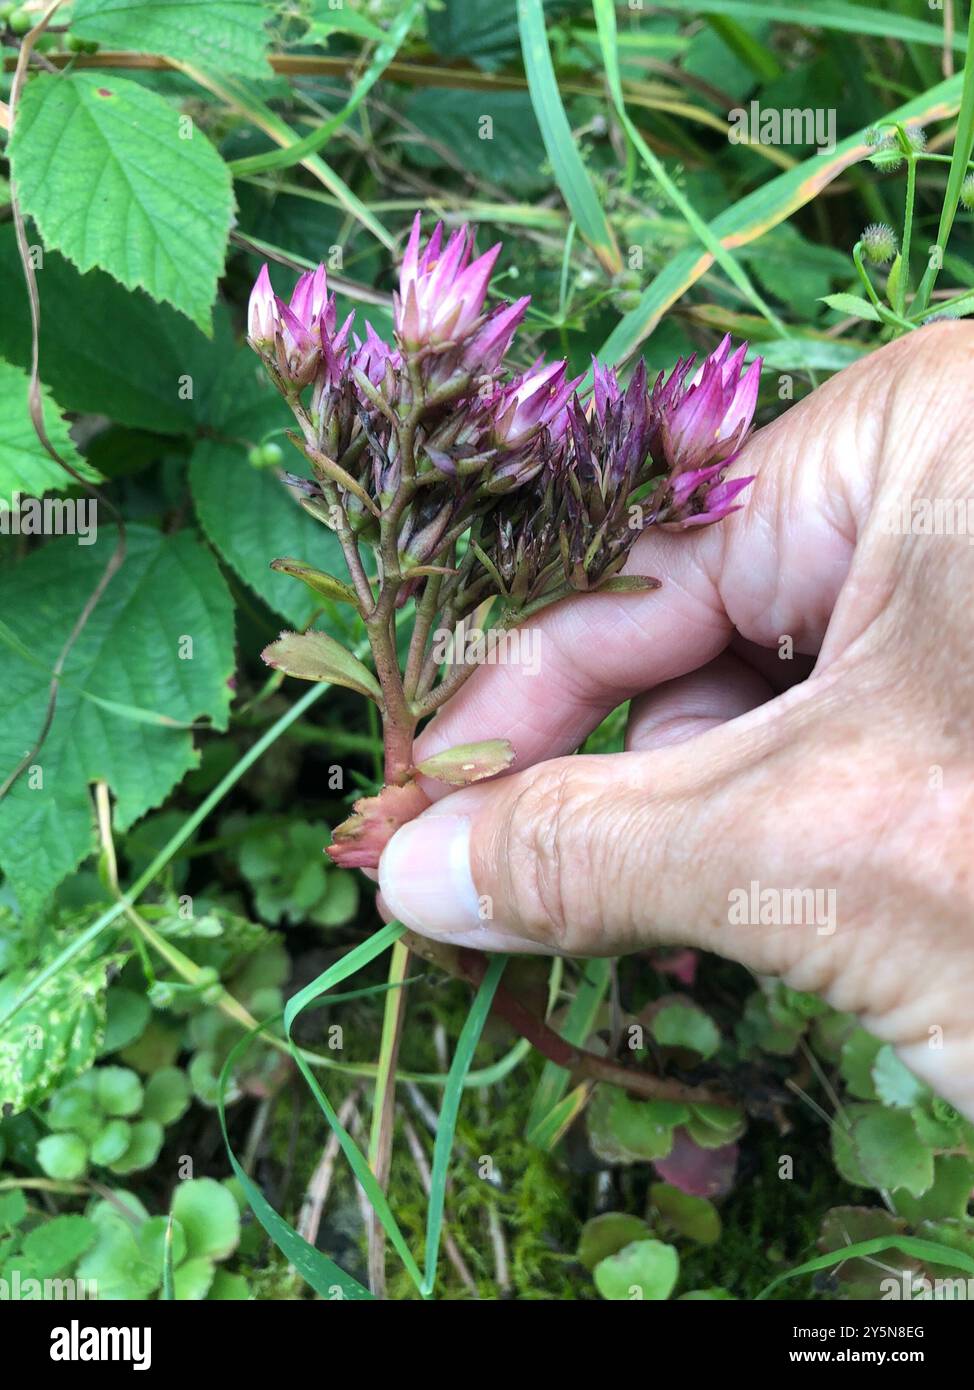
[597, 73, 966, 365]
[518, 0, 622, 274]
[658, 0, 965, 50]
[219, 1022, 374, 1300]
[757, 1234, 974, 1300]
[161, 1213, 176, 1301]
[913, 1, 974, 313]
[594, 0, 788, 339]
[526, 958, 610, 1146]
[230, 0, 423, 178]
[175, 63, 394, 250]
[422, 952, 507, 1294]
[217, 964, 428, 1302]
[284, 922, 427, 1293]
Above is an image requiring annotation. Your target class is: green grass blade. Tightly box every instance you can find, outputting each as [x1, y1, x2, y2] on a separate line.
[592, 0, 789, 338]
[218, 1020, 374, 1301]
[230, 0, 423, 177]
[177, 64, 394, 250]
[757, 1234, 974, 1300]
[161, 1213, 176, 1300]
[659, 0, 965, 49]
[913, 2, 974, 313]
[597, 73, 965, 364]
[283, 921, 428, 1294]
[422, 953, 507, 1294]
[518, 0, 622, 274]
[526, 958, 611, 1144]
[705, 14, 783, 81]
[368, 938, 412, 1168]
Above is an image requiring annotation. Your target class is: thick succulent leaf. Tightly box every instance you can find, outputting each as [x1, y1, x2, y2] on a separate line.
[414, 738, 516, 786]
[262, 629, 381, 702]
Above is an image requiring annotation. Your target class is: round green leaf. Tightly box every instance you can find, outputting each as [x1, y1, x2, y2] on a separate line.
[37, 1132, 89, 1181]
[171, 1178, 241, 1261]
[95, 1066, 143, 1117]
[107, 1120, 164, 1175]
[89, 1118, 132, 1167]
[142, 1067, 191, 1126]
[651, 1002, 720, 1060]
[577, 1213, 651, 1272]
[594, 1239, 679, 1301]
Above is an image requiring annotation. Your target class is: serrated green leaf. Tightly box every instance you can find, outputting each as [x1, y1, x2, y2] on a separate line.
[649, 1182, 721, 1245]
[840, 1028, 882, 1099]
[173, 1255, 216, 1300]
[90, 1119, 132, 1167]
[72, 0, 271, 79]
[0, 938, 119, 1114]
[0, 525, 235, 911]
[76, 1216, 160, 1300]
[851, 1107, 935, 1197]
[0, 359, 99, 506]
[10, 74, 234, 331]
[37, 1133, 89, 1180]
[108, 1119, 164, 1174]
[95, 1066, 143, 1117]
[21, 1215, 97, 1275]
[142, 1067, 191, 1125]
[895, 1156, 974, 1226]
[189, 353, 351, 630]
[0, 229, 227, 435]
[588, 1087, 686, 1163]
[0, 1190, 27, 1230]
[820, 292, 881, 322]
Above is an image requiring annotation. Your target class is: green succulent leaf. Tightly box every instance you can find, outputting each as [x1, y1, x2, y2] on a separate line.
[262, 629, 382, 703]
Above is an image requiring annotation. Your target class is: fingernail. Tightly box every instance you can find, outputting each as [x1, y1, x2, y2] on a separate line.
[379, 813, 481, 938]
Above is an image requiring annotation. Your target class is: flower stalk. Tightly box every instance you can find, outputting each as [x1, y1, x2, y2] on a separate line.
[247, 215, 759, 1287]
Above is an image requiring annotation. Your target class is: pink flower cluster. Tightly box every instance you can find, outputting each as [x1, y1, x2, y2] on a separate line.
[247, 214, 762, 545]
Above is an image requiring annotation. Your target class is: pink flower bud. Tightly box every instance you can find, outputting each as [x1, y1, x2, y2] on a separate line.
[395, 213, 501, 350]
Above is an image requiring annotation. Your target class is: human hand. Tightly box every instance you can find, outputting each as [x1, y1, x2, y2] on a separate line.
[379, 323, 974, 1117]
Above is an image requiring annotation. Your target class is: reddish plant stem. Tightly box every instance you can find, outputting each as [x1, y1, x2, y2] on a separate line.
[402, 931, 734, 1110]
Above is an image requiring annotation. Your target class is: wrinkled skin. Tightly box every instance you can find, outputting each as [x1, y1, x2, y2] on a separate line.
[379, 322, 974, 1119]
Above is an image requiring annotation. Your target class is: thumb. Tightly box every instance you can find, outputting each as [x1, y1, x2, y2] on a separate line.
[378, 743, 758, 958]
